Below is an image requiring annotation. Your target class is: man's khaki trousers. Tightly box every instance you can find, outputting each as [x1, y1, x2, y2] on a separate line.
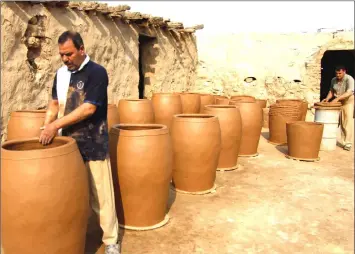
[340, 95, 354, 147]
[86, 158, 119, 245]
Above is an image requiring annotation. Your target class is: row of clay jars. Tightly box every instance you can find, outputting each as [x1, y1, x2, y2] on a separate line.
[171, 114, 221, 192]
[109, 124, 172, 228]
[268, 104, 300, 145]
[229, 100, 263, 156]
[286, 121, 324, 160]
[1, 137, 89, 253]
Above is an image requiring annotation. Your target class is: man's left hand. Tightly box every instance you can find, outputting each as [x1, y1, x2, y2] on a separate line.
[39, 122, 58, 145]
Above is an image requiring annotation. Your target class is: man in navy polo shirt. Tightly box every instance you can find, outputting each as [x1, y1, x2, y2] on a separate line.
[39, 31, 120, 254]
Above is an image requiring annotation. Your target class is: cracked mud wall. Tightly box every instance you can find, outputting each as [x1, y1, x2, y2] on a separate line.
[1, 2, 198, 140]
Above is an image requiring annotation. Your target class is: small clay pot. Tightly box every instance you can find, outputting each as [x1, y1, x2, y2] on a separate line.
[108, 104, 120, 131]
[7, 110, 46, 140]
[151, 93, 182, 129]
[171, 114, 221, 192]
[109, 124, 172, 228]
[199, 94, 215, 113]
[215, 98, 230, 105]
[229, 101, 262, 156]
[179, 93, 201, 113]
[256, 99, 267, 108]
[118, 99, 154, 124]
[1, 137, 89, 253]
[230, 95, 256, 102]
[286, 121, 324, 160]
[203, 105, 242, 169]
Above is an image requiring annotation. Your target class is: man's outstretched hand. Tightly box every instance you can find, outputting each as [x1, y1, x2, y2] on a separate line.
[39, 122, 58, 145]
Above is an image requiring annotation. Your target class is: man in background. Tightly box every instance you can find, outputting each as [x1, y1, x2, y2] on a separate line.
[322, 65, 354, 151]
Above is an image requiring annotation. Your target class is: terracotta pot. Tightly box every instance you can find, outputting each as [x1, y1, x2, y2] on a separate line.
[118, 99, 154, 124]
[109, 124, 172, 228]
[230, 95, 256, 102]
[263, 108, 269, 128]
[151, 93, 182, 129]
[203, 105, 242, 169]
[214, 95, 228, 104]
[179, 93, 201, 113]
[215, 98, 230, 105]
[171, 114, 221, 192]
[268, 104, 300, 144]
[199, 94, 215, 113]
[256, 99, 267, 108]
[286, 121, 324, 159]
[7, 110, 46, 140]
[276, 99, 306, 120]
[1, 137, 89, 253]
[108, 104, 120, 131]
[229, 101, 262, 156]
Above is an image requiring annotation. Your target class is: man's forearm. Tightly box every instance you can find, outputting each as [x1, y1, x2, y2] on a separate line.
[52, 103, 96, 130]
[336, 91, 353, 101]
[44, 101, 59, 125]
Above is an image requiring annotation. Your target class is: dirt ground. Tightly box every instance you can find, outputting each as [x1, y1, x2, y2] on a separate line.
[85, 128, 354, 254]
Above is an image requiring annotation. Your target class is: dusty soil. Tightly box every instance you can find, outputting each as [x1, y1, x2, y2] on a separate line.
[85, 128, 354, 254]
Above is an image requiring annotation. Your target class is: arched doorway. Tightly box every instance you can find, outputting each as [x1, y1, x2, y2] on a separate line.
[320, 50, 355, 100]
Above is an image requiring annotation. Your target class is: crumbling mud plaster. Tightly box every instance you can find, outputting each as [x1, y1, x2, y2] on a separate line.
[1, 2, 198, 140]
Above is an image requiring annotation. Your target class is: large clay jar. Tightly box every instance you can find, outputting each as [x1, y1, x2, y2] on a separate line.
[180, 93, 201, 113]
[262, 108, 270, 128]
[171, 114, 221, 193]
[286, 121, 324, 160]
[109, 124, 172, 229]
[230, 95, 256, 102]
[118, 99, 154, 124]
[7, 110, 46, 140]
[151, 93, 182, 129]
[229, 101, 262, 156]
[214, 95, 228, 104]
[256, 99, 267, 109]
[1, 137, 89, 254]
[199, 94, 215, 113]
[215, 98, 230, 105]
[276, 99, 307, 121]
[107, 104, 120, 131]
[268, 104, 300, 145]
[203, 105, 242, 170]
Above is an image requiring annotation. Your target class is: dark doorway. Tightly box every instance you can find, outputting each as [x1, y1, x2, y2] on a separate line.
[138, 34, 156, 99]
[320, 49, 355, 100]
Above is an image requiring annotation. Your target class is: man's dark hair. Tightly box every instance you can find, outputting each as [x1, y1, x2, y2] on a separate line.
[58, 31, 84, 50]
[335, 65, 346, 71]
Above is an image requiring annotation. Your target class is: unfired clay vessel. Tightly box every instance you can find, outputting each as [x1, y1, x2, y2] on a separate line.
[286, 121, 324, 160]
[171, 114, 221, 192]
[214, 95, 228, 104]
[215, 98, 230, 105]
[118, 99, 154, 124]
[268, 104, 300, 145]
[203, 105, 242, 170]
[256, 99, 267, 108]
[229, 101, 262, 156]
[151, 93, 182, 129]
[109, 124, 172, 228]
[230, 95, 256, 102]
[199, 94, 215, 113]
[7, 110, 46, 140]
[276, 99, 307, 121]
[179, 93, 201, 113]
[1, 137, 89, 254]
[108, 104, 120, 131]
